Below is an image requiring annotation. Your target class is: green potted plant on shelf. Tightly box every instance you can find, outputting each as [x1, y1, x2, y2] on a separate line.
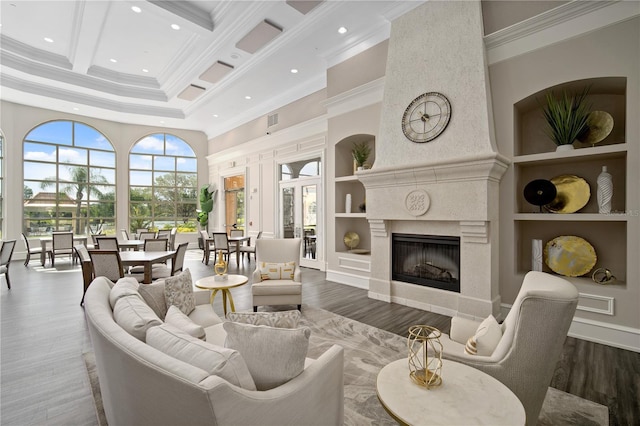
[541, 87, 591, 151]
[352, 141, 371, 171]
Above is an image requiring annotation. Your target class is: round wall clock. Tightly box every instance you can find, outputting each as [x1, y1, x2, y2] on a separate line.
[402, 92, 452, 143]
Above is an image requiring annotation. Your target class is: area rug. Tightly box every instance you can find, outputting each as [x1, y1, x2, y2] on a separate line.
[83, 305, 608, 426]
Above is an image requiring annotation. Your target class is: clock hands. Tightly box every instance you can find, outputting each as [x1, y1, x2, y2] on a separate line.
[409, 111, 441, 124]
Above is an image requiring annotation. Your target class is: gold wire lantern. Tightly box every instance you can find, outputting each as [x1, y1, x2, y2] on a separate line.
[407, 325, 443, 388]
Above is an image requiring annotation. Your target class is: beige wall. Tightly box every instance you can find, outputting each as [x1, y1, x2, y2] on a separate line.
[1, 101, 209, 246]
[327, 40, 388, 98]
[481, 0, 568, 34]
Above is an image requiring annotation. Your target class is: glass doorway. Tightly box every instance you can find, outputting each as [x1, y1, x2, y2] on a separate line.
[224, 175, 245, 234]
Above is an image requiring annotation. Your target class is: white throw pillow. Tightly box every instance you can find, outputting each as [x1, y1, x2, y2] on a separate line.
[109, 277, 141, 309]
[226, 310, 301, 328]
[164, 269, 196, 315]
[113, 295, 162, 341]
[259, 261, 295, 280]
[464, 315, 502, 356]
[147, 324, 256, 391]
[223, 321, 310, 391]
[166, 305, 205, 339]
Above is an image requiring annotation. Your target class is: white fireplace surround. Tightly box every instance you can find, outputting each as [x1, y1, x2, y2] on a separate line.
[358, 152, 510, 320]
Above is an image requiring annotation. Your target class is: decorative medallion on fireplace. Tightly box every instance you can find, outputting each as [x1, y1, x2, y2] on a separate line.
[392, 234, 460, 292]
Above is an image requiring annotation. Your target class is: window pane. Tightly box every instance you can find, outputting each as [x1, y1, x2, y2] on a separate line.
[155, 200, 175, 217]
[74, 123, 113, 150]
[90, 167, 115, 185]
[90, 150, 115, 168]
[154, 171, 174, 187]
[154, 187, 176, 202]
[130, 154, 153, 170]
[177, 157, 196, 172]
[130, 202, 151, 217]
[165, 134, 194, 156]
[176, 173, 197, 187]
[89, 185, 116, 201]
[25, 121, 72, 145]
[154, 156, 175, 171]
[90, 201, 115, 219]
[24, 142, 57, 162]
[58, 147, 87, 165]
[132, 134, 164, 154]
[130, 170, 152, 186]
[24, 162, 56, 181]
[178, 186, 197, 202]
[129, 186, 152, 201]
[177, 203, 196, 219]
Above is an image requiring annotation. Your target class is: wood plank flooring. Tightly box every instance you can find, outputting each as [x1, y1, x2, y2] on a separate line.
[1, 251, 638, 425]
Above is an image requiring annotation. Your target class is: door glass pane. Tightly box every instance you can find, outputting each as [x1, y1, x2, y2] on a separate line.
[303, 184, 317, 258]
[282, 187, 294, 238]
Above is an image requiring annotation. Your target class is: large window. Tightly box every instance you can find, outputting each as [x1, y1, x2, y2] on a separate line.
[23, 121, 116, 236]
[129, 134, 197, 233]
[0, 131, 4, 239]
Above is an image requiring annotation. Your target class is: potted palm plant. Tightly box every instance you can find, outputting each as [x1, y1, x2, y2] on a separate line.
[542, 87, 591, 151]
[352, 141, 371, 171]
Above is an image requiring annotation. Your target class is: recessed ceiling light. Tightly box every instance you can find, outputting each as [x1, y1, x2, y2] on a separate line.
[72, 107, 79, 111]
[142, 68, 149, 73]
[131, 6, 141, 13]
[245, 96, 252, 100]
[290, 68, 298, 74]
[110, 58, 117, 63]
[338, 26, 348, 34]
[213, 114, 219, 118]
[171, 24, 180, 30]
[160, 120, 165, 124]
[44, 37, 54, 43]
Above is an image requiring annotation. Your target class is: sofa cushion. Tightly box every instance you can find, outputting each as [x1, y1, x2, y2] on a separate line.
[109, 277, 141, 309]
[188, 304, 223, 328]
[226, 310, 301, 328]
[113, 295, 163, 341]
[464, 315, 502, 356]
[166, 305, 205, 339]
[223, 321, 310, 391]
[164, 269, 196, 315]
[259, 261, 295, 280]
[251, 281, 302, 296]
[138, 280, 167, 319]
[147, 324, 256, 391]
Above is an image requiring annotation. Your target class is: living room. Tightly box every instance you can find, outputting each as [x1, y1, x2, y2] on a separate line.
[1, 1, 639, 425]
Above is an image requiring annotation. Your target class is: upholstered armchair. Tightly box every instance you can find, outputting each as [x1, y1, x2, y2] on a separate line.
[252, 238, 302, 312]
[439, 271, 578, 426]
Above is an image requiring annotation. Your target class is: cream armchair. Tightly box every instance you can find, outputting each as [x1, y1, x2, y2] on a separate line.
[252, 238, 302, 312]
[440, 271, 578, 426]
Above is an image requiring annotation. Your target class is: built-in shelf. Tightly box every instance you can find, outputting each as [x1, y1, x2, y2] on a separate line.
[514, 213, 628, 221]
[335, 175, 359, 183]
[335, 213, 367, 218]
[512, 143, 627, 165]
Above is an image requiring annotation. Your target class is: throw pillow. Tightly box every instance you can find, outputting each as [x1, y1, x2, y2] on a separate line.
[226, 310, 301, 328]
[138, 280, 167, 319]
[164, 268, 196, 315]
[465, 315, 502, 356]
[166, 305, 205, 339]
[147, 324, 256, 391]
[259, 261, 295, 280]
[109, 277, 141, 309]
[223, 321, 310, 390]
[113, 295, 162, 341]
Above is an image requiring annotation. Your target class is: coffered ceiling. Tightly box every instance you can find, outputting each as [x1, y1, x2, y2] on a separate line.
[0, 0, 424, 139]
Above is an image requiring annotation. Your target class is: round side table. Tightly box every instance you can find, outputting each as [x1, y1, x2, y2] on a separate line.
[195, 274, 248, 315]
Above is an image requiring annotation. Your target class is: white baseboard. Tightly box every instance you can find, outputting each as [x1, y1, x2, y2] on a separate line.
[501, 304, 640, 353]
[325, 269, 369, 290]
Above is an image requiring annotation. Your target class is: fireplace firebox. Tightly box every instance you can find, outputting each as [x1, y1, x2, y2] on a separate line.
[392, 234, 460, 292]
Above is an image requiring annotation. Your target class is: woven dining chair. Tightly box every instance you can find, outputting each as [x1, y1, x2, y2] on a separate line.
[211, 232, 231, 265]
[129, 239, 169, 275]
[240, 231, 262, 263]
[21, 232, 48, 267]
[75, 244, 93, 306]
[88, 250, 143, 283]
[199, 230, 215, 264]
[151, 242, 188, 280]
[50, 232, 75, 267]
[139, 231, 157, 240]
[0, 239, 17, 289]
[95, 237, 120, 251]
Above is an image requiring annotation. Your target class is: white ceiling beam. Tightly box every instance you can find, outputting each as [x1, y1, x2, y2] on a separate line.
[69, 1, 112, 74]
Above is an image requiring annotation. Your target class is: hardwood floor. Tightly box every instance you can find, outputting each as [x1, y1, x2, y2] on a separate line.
[1, 251, 638, 425]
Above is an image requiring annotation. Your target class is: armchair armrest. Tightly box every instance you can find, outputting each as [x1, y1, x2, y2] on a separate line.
[449, 316, 481, 344]
[252, 268, 262, 283]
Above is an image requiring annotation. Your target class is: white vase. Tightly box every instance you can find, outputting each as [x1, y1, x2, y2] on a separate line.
[345, 194, 352, 214]
[555, 144, 574, 152]
[597, 166, 613, 214]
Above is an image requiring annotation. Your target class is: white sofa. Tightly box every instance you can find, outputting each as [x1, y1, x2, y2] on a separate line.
[84, 276, 345, 426]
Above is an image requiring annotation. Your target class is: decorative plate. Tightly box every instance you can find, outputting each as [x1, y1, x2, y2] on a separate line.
[544, 235, 597, 277]
[343, 232, 360, 250]
[577, 111, 614, 146]
[546, 175, 590, 214]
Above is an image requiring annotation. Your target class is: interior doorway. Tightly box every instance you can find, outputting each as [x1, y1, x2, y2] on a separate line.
[224, 175, 245, 235]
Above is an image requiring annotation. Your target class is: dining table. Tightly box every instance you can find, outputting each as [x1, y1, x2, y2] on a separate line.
[227, 236, 250, 267]
[39, 235, 88, 266]
[119, 250, 175, 284]
[117, 239, 145, 251]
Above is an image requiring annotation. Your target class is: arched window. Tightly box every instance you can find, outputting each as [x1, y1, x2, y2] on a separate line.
[23, 121, 116, 236]
[129, 134, 197, 233]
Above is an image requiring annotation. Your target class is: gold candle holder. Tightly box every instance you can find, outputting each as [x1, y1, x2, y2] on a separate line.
[407, 325, 443, 389]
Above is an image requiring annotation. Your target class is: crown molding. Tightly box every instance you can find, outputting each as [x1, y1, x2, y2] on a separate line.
[485, 0, 640, 65]
[0, 35, 72, 70]
[1, 74, 183, 118]
[322, 77, 385, 117]
[147, 0, 214, 32]
[86, 66, 161, 89]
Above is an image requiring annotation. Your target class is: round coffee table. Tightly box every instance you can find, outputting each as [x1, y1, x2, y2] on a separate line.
[376, 358, 525, 425]
[195, 274, 248, 315]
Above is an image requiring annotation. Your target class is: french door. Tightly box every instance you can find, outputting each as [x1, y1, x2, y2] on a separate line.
[280, 177, 321, 269]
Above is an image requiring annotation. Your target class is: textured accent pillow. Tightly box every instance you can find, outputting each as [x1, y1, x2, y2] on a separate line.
[138, 280, 167, 319]
[223, 321, 310, 390]
[166, 305, 205, 339]
[464, 336, 478, 355]
[109, 277, 141, 309]
[113, 295, 162, 341]
[226, 310, 301, 328]
[164, 268, 196, 315]
[259, 261, 295, 280]
[147, 324, 256, 390]
[468, 315, 502, 356]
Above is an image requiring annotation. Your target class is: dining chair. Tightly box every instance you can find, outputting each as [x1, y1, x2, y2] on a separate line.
[0, 239, 17, 289]
[129, 238, 168, 275]
[74, 244, 93, 306]
[119, 229, 130, 241]
[50, 232, 75, 267]
[211, 232, 231, 265]
[157, 230, 171, 240]
[151, 242, 188, 280]
[21, 232, 48, 267]
[95, 236, 120, 251]
[199, 230, 215, 264]
[229, 229, 244, 238]
[240, 231, 262, 263]
[139, 231, 157, 240]
[169, 227, 177, 251]
[136, 228, 149, 238]
[89, 233, 104, 249]
[89, 250, 143, 283]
